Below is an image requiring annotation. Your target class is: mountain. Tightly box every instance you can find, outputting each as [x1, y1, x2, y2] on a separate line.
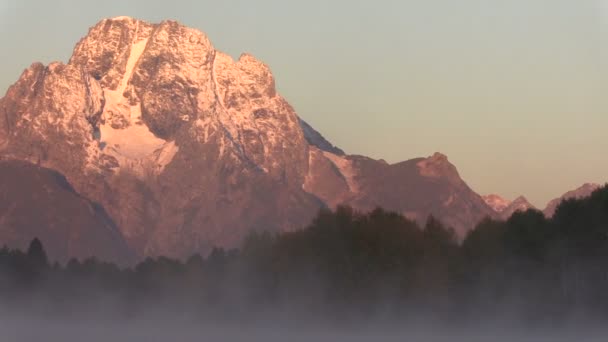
[483, 194, 536, 220]
[0, 160, 132, 264]
[500, 196, 536, 219]
[482, 194, 511, 213]
[543, 183, 601, 218]
[0, 17, 495, 261]
[306, 152, 496, 235]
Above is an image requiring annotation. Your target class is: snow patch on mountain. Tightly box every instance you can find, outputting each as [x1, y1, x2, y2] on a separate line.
[100, 104, 169, 158]
[118, 37, 148, 94]
[95, 30, 177, 175]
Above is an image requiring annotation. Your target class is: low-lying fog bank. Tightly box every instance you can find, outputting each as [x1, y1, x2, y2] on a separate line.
[1, 310, 607, 342]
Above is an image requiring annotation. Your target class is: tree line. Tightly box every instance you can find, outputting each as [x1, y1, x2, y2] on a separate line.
[1, 186, 607, 325]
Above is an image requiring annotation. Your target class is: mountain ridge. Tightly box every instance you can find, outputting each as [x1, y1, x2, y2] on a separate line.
[483, 183, 606, 221]
[543, 183, 601, 218]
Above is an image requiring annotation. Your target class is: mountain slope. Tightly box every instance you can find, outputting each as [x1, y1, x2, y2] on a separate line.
[0, 17, 495, 260]
[544, 183, 601, 218]
[305, 151, 496, 236]
[499, 196, 536, 219]
[0, 160, 132, 264]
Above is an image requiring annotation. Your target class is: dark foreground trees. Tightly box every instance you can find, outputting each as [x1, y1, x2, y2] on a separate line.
[0, 186, 607, 325]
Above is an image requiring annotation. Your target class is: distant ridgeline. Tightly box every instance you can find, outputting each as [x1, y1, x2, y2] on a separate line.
[1, 185, 607, 325]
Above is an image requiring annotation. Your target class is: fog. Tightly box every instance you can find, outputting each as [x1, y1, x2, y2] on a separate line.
[1, 304, 607, 342]
[0, 318, 605, 342]
[0, 318, 567, 342]
[3, 194, 608, 341]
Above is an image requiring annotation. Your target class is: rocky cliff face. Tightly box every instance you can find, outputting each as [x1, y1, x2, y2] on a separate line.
[0, 17, 495, 261]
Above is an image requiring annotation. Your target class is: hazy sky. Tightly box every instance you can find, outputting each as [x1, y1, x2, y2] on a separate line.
[1, 0, 607, 206]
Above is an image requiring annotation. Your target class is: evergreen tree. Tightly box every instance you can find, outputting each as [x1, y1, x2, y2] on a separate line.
[26, 238, 48, 270]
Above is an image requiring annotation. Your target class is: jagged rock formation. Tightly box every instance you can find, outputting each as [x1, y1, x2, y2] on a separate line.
[500, 196, 536, 220]
[0, 17, 495, 261]
[482, 194, 511, 213]
[483, 194, 536, 220]
[0, 160, 132, 264]
[544, 183, 601, 218]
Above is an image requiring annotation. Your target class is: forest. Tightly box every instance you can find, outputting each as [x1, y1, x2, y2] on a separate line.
[1, 186, 608, 328]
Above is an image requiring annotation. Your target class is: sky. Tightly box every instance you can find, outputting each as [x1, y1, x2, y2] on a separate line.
[0, 0, 607, 207]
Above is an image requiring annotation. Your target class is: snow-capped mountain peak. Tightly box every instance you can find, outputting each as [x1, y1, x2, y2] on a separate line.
[0, 17, 496, 260]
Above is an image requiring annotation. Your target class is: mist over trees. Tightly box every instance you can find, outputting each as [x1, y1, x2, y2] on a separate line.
[1, 186, 607, 327]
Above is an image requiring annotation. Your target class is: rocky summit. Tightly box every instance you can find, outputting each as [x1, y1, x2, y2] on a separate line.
[483, 194, 536, 220]
[0, 17, 496, 262]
